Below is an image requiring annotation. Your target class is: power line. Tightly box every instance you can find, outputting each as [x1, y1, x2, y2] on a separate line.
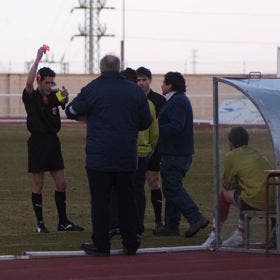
[46, 0, 68, 35]
[127, 36, 280, 46]
[117, 8, 280, 17]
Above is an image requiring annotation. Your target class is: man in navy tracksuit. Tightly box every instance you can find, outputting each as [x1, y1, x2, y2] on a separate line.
[155, 71, 209, 238]
[65, 55, 152, 256]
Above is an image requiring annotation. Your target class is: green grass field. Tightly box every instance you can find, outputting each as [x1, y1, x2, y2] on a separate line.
[0, 124, 273, 255]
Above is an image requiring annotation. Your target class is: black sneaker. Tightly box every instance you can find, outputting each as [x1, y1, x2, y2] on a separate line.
[58, 221, 84, 231]
[122, 239, 140, 255]
[80, 242, 110, 256]
[153, 225, 180, 236]
[36, 222, 49, 233]
[185, 216, 209, 238]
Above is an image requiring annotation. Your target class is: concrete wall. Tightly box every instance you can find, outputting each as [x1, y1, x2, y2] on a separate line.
[0, 73, 274, 120]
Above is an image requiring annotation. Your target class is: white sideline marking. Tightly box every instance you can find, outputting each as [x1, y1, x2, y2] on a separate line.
[0, 255, 31, 261]
[0, 255, 16, 261]
[23, 245, 207, 258]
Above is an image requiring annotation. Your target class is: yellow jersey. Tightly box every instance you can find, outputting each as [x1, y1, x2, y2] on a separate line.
[223, 146, 274, 210]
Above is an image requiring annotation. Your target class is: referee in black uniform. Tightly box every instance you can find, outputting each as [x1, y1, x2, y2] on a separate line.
[22, 46, 84, 233]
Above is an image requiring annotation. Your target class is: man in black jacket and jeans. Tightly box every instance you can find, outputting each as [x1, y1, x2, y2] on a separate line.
[155, 72, 209, 238]
[66, 55, 152, 256]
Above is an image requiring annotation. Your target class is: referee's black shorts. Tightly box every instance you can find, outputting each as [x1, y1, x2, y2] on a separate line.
[28, 134, 64, 173]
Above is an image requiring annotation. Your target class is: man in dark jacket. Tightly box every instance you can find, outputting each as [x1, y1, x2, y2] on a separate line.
[65, 55, 152, 256]
[155, 71, 209, 238]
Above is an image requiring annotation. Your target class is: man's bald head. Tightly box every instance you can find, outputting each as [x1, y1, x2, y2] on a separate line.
[100, 55, 120, 73]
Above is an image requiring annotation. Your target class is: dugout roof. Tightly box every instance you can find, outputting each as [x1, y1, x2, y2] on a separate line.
[214, 76, 280, 168]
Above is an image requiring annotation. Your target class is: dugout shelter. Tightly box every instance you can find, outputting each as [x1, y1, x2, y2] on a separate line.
[213, 74, 280, 253]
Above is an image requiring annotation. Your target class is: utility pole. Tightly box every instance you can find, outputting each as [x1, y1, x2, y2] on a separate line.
[71, 0, 115, 74]
[184, 60, 187, 74]
[242, 61, 246, 74]
[120, 0, 125, 70]
[191, 49, 198, 74]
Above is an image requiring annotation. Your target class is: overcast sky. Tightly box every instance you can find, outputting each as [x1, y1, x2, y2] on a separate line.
[1, 0, 280, 74]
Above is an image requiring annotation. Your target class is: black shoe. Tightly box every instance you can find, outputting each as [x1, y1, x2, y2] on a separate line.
[109, 228, 120, 239]
[58, 220, 84, 232]
[122, 238, 140, 255]
[153, 225, 180, 236]
[80, 242, 110, 256]
[185, 216, 209, 238]
[123, 247, 137, 256]
[36, 222, 49, 233]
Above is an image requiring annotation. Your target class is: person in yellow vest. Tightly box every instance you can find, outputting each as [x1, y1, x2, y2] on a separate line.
[202, 126, 274, 248]
[136, 67, 166, 233]
[135, 97, 158, 235]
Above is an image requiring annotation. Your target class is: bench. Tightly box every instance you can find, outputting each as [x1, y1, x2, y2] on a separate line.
[243, 170, 280, 252]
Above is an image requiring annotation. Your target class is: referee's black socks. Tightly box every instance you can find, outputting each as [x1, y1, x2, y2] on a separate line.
[55, 191, 67, 224]
[32, 192, 43, 224]
[151, 189, 163, 225]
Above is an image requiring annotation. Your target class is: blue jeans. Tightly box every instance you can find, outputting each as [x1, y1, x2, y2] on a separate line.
[160, 155, 202, 229]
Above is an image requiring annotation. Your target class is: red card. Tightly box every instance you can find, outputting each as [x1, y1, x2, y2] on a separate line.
[43, 44, 50, 51]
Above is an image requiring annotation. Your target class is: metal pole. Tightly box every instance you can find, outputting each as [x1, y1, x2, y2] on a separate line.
[121, 0, 125, 70]
[213, 77, 220, 249]
[120, 41, 124, 70]
[89, 0, 94, 74]
[276, 156, 280, 252]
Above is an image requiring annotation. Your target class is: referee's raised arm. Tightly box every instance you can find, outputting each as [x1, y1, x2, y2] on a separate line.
[25, 47, 46, 94]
